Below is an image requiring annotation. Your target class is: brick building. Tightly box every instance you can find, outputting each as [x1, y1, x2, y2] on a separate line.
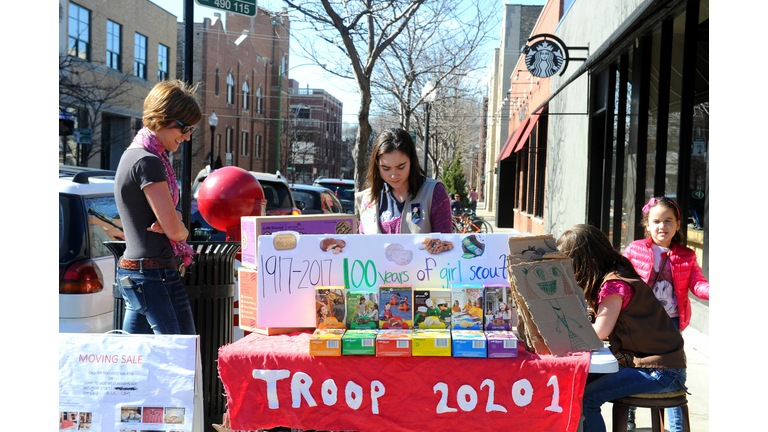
[58, 0, 177, 169]
[185, 9, 290, 178]
[286, 79, 344, 184]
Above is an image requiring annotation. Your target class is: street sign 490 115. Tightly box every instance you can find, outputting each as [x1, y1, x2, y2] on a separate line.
[196, 0, 257, 17]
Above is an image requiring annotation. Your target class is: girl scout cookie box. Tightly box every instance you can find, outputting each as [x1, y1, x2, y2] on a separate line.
[483, 284, 516, 330]
[450, 284, 483, 330]
[316, 286, 347, 329]
[451, 330, 487, 358]
[413, 288, 451, 329]
[342, 330, 378, 355]
[379, 284, 413, 329]
[309, 329, 346, 356]
[411, 329, 451, 356]
[485, 331, 518, 358]
[346, 289, 379, 329]
[375, 329, 412, 357]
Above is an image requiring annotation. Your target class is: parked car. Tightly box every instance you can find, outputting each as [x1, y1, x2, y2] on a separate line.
[191, 168, 301, 240]
[59, 165, 121, 333]
[312, 177, 355, 214]
[290, 184, 347, 214]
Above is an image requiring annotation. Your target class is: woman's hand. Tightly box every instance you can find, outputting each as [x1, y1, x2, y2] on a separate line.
[147, 210, 183, 235]
[143, 183, 189, 242]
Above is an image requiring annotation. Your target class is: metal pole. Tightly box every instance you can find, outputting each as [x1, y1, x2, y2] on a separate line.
[180, 0, 194, 231]
[423, 102, 430, 177]
[210, 124, 216, 171]
[276, 65, 282, 173]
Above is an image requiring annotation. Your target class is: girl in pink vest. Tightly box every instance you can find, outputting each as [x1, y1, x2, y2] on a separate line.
[623, 197, 708, 432]
[623, 197, 709, 332]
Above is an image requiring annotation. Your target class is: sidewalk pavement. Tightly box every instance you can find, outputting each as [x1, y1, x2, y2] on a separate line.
[474, 202, 710, 431]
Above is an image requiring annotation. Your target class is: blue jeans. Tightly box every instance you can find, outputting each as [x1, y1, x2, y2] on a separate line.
[666, 317, 684, 432]
[582, 367, 687, 432]
[117, 267, 196, 335]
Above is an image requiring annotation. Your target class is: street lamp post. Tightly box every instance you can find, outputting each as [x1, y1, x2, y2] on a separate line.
[421, 81, 437, 177]
[208, 111, 218, 172]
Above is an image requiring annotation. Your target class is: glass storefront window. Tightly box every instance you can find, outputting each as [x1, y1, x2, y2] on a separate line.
[645, 28, 662, 203]
[665, 12, 687, 200]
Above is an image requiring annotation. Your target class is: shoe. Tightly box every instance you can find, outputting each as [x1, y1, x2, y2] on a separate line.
[627, 407, 636, 430]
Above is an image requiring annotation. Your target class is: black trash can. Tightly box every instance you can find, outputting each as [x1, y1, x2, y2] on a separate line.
[104, 240, 241, 432]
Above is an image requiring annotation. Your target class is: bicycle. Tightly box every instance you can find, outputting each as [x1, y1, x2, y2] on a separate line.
[452, 208, 493, 233]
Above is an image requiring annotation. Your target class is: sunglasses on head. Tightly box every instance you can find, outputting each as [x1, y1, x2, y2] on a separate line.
[172, 118, 196, 134]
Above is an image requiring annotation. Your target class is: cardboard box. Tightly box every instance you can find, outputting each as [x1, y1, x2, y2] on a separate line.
[240, 214, 357, 269]
[237, 267, 314, 335]
[450, 284, 483, 330]
[413, 288, 452, 329]
[485, 331, 519, 358]
[483, 284, 517, 331]
[342, 330, 378, 355]
[411, 329, 451, 356]
[346, 289, 379, 329]
[451, 330, 487, 358]
[309, 329, 345, 356]
[316, 287, 348, 329]
[379, 284, 413, 329]
[376, 329, 412, 357]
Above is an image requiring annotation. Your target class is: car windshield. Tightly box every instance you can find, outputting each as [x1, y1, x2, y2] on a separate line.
[291, 190, 320, 211]
[320, 183, 355, 201]
[260, 181, 294, 209]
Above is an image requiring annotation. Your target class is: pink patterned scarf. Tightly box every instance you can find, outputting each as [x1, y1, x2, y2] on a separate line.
[133, 127, 195, 267]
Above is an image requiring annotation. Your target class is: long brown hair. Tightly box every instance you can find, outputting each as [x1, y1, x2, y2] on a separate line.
[366, 128, 425, 204]
[556, 224, 640, 311]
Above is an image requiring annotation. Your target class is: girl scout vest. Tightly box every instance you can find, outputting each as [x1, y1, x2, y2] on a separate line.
[355, 178, 440, 234]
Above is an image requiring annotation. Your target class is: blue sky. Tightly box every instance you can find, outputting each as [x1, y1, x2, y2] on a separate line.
[149, 0, 546, 125]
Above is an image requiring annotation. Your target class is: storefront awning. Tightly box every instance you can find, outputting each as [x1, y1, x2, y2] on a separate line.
[496, 118, 529, 163]
[512, 108, 544, 153]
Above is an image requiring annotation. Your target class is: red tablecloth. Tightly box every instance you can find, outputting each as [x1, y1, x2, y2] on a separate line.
[218, 332, 591, 432]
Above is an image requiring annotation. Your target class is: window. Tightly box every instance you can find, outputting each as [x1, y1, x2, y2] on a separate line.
[68, 2, 90, 60]
[242, 80, 249, 110]
[215, 68, 220, 96]
[255, 135, 262, 158]
[106, 20, 121, 71]
[226, 128, 232, 154]
[158, 44, 169, 81]
[256, 87, 263, 113]
[134, 33, 147, 79]
[227, 73, 235, 104]
[241, 131, 249, 156]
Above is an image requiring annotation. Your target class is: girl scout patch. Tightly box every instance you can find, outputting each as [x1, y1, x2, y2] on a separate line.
[410, 203, 422, 223]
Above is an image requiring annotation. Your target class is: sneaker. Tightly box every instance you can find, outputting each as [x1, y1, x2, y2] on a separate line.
[627, 407, 637, 430]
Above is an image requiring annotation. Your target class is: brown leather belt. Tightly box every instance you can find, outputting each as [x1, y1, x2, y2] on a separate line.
[119, 257, 185, 276]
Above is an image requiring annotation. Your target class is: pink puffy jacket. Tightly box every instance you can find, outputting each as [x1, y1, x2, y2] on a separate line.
[623, 238, 709, 331]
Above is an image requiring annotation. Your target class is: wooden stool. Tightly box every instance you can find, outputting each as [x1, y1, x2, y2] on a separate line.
[610, 389, 690, 432]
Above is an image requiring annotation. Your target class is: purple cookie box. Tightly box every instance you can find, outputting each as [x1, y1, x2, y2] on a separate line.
[485, 331, 519, 358]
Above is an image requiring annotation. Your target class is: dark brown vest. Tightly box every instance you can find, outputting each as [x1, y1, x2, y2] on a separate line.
[604, 268, 686, 369]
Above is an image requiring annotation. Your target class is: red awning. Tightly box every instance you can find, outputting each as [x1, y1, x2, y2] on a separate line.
[513, 108, 544, 153]
[496, 118, 529, 163]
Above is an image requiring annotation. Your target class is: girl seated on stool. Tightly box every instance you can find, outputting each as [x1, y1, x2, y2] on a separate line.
[556, 224, 687, 432]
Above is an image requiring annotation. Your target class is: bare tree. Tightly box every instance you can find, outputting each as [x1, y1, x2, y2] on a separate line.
[59, 54, 144, 167]
[282, 0, 428, 195]
[370, 0, 498, 133]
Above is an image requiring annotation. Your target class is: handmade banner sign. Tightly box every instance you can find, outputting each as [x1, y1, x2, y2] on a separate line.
[256, 233, 524, 327]
[218, 332, 590, 432]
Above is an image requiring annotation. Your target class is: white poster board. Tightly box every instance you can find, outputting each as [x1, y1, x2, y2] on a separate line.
[256, 232, 525, 327]
[59, 332, 202, 432]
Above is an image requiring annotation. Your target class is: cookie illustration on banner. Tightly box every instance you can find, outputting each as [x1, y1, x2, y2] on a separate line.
[273, 232, 297, 250]
[385, 243, 413, 266]
[420, 238, 454, 254]
[320, 238, 346, 254]
[335, 220, 352, 234]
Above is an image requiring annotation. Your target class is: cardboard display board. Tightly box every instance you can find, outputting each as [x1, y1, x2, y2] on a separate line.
[506, 235, 603, 356]
[241, 214, 357, 268]
[256, 233, 523, 327]
[59, 333, 202, 432]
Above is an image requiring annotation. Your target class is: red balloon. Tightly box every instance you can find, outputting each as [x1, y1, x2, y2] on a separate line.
[197, 166, 265, 231]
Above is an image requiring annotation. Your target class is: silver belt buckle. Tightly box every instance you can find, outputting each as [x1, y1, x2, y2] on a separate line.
[178, 263, 186, 277]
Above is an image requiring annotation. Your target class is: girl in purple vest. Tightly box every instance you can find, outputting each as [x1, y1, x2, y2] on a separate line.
[355, 128, 452, 234]
[557, 224, 687, 432]
[622, 197, 708, 431]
